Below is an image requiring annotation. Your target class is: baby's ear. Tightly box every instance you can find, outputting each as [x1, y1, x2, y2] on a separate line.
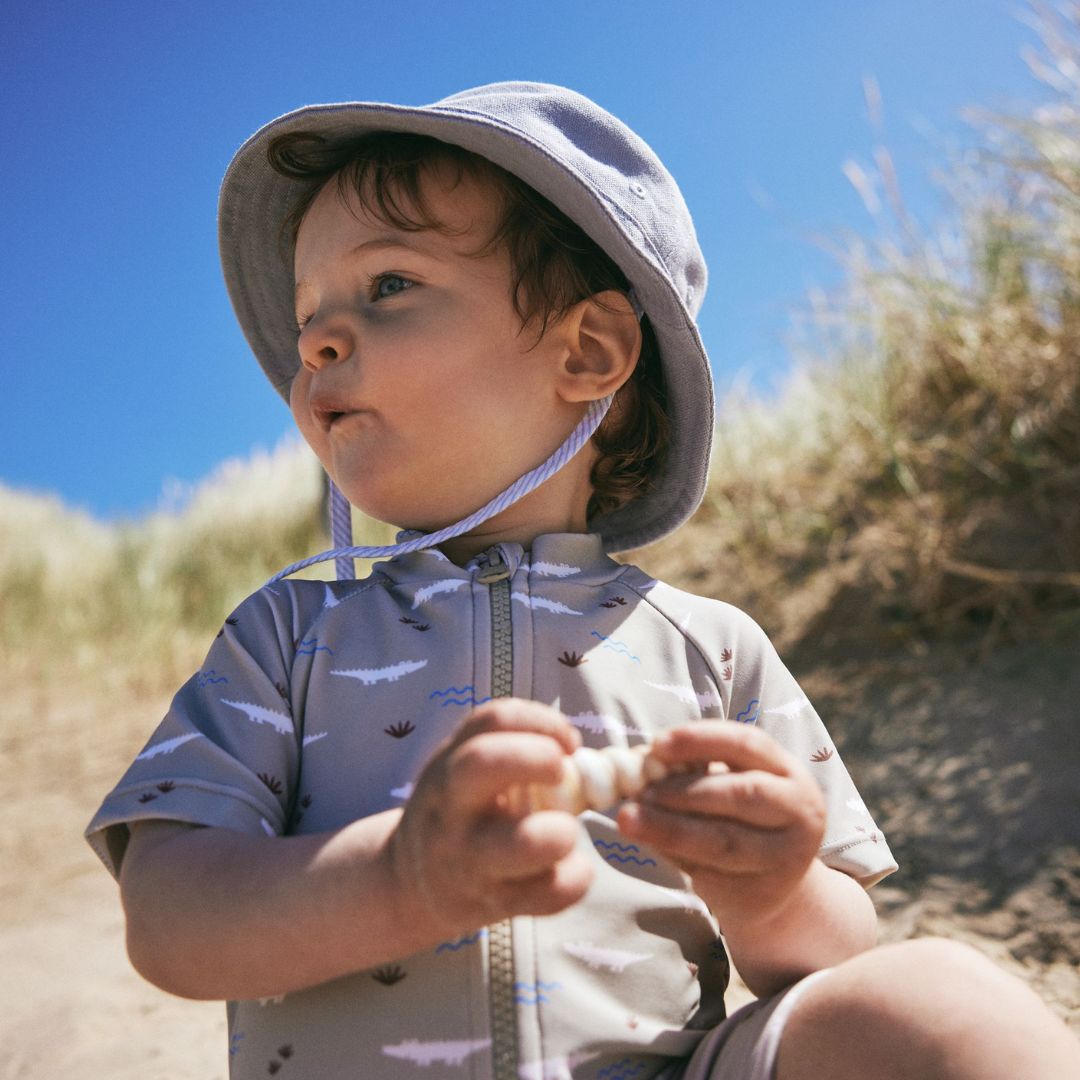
[555, 291, 641, 403]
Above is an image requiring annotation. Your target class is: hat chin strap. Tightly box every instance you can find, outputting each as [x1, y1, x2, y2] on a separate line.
[266, 394, 614, 586]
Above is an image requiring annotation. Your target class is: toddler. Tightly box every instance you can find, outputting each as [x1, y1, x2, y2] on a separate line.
[87, 82, 1080, 1079]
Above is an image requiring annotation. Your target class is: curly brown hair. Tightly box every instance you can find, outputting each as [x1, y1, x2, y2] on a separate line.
[267, 130, 669, 521]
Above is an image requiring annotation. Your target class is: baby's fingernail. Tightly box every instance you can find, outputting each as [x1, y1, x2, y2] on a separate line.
[619, 803, 642, 835]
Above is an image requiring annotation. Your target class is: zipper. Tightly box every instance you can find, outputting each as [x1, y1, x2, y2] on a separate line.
[478, 546, 519, 1080]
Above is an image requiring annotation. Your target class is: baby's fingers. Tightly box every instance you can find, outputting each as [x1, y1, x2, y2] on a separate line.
[619, 799, 780, 874]
[465, 813, 594, 918]
[653, 721, 798, 777]
[447, 731, 569, 814]
[476, 811, 582, 881]
[643, 770, 810, 829]
[498, 849, 595, 917]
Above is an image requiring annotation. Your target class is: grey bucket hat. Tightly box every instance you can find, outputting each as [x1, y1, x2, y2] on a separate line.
[218, 81, 714, 553]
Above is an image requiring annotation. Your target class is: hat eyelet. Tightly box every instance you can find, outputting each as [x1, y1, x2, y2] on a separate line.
[630, 181, 647, 199]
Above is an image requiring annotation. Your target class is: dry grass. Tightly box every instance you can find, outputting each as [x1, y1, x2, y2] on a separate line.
[0, 438, 328, 694]
[0, 433, 412, 698]
[639, 3, 1080, 653]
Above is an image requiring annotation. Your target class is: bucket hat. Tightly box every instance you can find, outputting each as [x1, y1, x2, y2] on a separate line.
[219, 81, 714, 553]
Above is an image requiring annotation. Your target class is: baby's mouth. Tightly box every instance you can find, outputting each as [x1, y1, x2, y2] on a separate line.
[315, 407, 345, 432]
[312, 399, 361, 432]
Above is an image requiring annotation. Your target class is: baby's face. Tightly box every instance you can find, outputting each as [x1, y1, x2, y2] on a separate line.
[290, 165, 584, 534]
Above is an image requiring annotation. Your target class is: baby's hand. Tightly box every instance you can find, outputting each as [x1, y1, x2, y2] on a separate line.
[386, 699, 594, 937]
[617, 722, 826, 925]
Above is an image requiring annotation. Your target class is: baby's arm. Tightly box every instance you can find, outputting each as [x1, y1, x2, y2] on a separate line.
[120, 700, 593, 1002]
[122, 810, 414, 1000]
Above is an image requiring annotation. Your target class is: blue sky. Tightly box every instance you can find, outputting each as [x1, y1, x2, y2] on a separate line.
[3, 0, 1049, 519]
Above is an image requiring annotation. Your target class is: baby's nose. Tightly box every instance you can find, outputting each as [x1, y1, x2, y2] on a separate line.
[298, 316, 354, 371]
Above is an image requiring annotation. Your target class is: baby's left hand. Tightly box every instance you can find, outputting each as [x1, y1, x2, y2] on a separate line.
[617, 722, 826, 926]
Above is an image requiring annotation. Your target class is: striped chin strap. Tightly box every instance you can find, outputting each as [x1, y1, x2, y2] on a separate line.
[266, 393, 614, 585]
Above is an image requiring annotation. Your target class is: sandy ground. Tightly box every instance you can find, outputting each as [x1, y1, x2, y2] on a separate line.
[796, 630, 1080, 1033]
[2, 627, 1077, 1078]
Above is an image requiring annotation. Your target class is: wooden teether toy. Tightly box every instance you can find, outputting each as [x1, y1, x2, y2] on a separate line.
[507, 743, 672, 815]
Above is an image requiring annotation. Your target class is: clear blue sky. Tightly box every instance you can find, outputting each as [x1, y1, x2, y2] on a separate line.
[3, 0, 1048, 519]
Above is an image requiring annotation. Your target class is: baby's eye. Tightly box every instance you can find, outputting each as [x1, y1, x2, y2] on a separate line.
[372, 274, 414, 300]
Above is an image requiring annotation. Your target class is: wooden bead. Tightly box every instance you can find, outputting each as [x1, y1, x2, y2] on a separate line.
[515, 743, 668, 814]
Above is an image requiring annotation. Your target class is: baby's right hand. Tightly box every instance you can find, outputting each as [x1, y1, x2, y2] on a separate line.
[386, 699, 594, 936]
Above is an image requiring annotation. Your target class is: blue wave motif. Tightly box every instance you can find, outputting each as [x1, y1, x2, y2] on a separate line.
[296, 639, 334, 656]
[735, 698, 760, 723]
[197, 670, 229, 687]
[593, 839, 644, 853]
[436, 929, 488, 953]
[438, 695, 493, 708]
[593, 840, 658, 866]
[513, 980, 563, 1005]
[597, 1059, 645, 1080]
[603, 1068, 645, 1080]
[602, 853, 658, 867]
[589, 631, 640, 662]
[429, 684, 474, 698]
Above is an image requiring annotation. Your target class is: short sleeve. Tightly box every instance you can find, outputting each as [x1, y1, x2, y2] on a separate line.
[85, 586, 302, 878]
[723, 609, 898, 888]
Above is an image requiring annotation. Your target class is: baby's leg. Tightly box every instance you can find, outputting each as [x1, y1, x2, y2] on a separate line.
[773, 938, 1080, 1080]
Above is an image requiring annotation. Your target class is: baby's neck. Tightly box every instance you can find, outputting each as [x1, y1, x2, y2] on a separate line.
[416, 448, 597, 565]
[437, 522, 587, 566]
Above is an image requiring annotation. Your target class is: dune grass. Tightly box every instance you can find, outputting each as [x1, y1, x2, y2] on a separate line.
[1, 439, 329, 690]
[642, 4, 1080, 650]
[4, 3, 1079, 689]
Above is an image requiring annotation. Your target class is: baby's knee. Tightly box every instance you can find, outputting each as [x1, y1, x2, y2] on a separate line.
[869, 936, 1001, 990]
[778, 939, 1026, 1077]
[777, 941, 1002, 1075]
[830, 937, 1019, 1026]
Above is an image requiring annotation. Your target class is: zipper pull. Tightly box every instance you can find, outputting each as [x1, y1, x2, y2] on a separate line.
[476, 546, 512, 584]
